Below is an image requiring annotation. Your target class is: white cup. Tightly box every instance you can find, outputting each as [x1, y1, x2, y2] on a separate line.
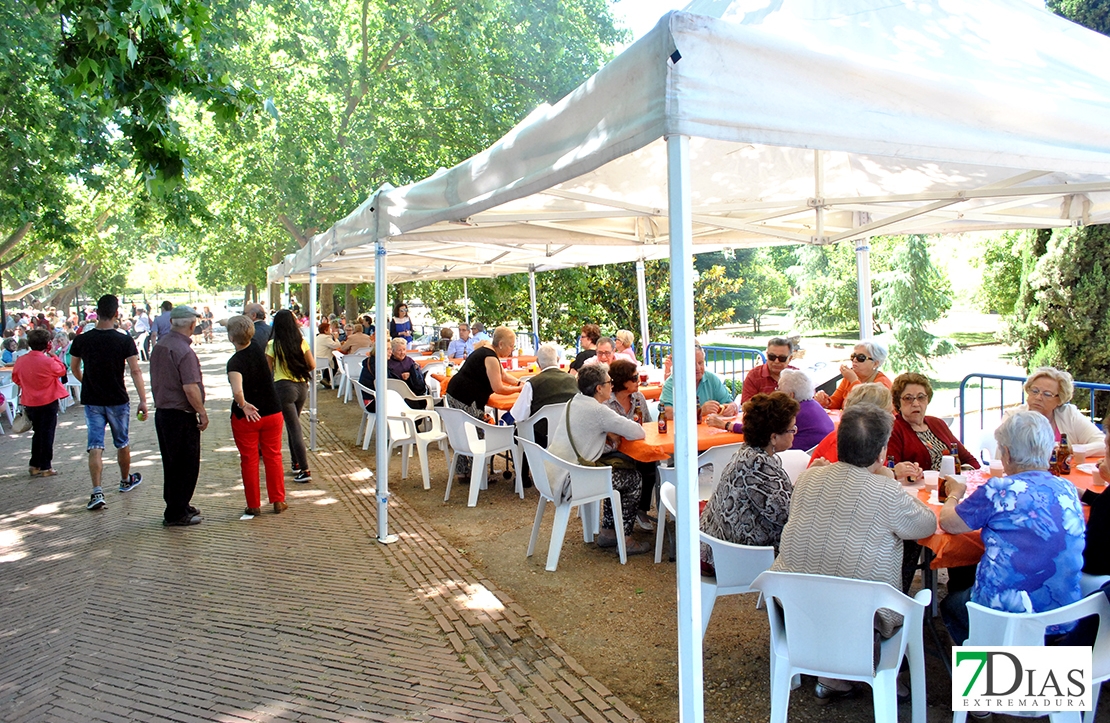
[1074, 449, 1088, 467]
[989, 459, 1004, 478]
[923, 470, 940, 489]
[940, 455, 956, 477]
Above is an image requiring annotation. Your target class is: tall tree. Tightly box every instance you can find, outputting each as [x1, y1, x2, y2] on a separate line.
[873, 235, 954, 374]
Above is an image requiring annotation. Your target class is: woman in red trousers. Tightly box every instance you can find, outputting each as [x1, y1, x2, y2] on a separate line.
[225, 315, 287, 516]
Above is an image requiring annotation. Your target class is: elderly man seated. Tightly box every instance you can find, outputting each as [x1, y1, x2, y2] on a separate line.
[659, 345, 737, 419]
[740, 336, 798, 403]
[447, 322, 474, 359]
[581, 336, 617, 369]
[771, 402, 936, 701]
[340, 323, 373, 354]
[510, 343, 578, 487]
[939, 410, 1085, 646]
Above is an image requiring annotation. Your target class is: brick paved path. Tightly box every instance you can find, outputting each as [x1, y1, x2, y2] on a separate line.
[0, 343, 644, 723]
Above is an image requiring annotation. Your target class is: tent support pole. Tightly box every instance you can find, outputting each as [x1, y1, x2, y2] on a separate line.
[667, 133, 704, 723]
[856, 235, 873, 340]
[463, 278, 470, 326]
[308, 266, 317, 451]
[375, 242, 397, 544]
[283, 277, 290, 310]
[814, 150, 825, 242]
[636, 259, 650, 365]
[528, 267, 539, 351]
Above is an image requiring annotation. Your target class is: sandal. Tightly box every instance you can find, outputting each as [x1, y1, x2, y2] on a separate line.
[34, 469, 60, 477]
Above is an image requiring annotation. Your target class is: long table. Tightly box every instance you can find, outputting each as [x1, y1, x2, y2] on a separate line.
[618, 421, 745, 463]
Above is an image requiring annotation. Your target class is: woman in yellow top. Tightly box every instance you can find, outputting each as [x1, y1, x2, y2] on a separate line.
[814, 340, 892, 410]
[267, 309, 316, 483]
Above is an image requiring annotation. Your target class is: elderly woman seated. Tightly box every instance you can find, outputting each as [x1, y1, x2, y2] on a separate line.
[546, 365, 651, 555]
[704, 369, 830, 453]
[887, 373, 979, 482]
[1004, 366, 1103, 451]
[809, 383, 911, 483]
[940, 411, 1085, 646]
[700, 392, 799, 575]
[613, 330, 638, 362]
[814, 340, 892, 409]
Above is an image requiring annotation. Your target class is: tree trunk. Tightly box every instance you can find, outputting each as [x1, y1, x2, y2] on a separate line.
[0, 222, 33, 262]
[319, 283, 335, 318]
[2, 257, 75, 300]
[244, 283, 257, 305]
[346, 287, 359, 319]
[46, 263, 98, 312]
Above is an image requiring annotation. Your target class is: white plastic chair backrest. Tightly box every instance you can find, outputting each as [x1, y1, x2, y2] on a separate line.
[348, 378, 375, 411]
[775, 449, 811, 483]
[387, 378, 429, 406]
[423, 361, 446, 377]
[1082, 574, 1110, 597]
[516, 402, 568, 444]
[331, 350, 345, 365]
[752, 571, 929, 678]
[519, 437, 612, 500]
[383, 390, 415, 440]
[697, 444, 742, 498]
[519, 438, 558, 501]
[660, 481, 679, 519]
[437, 407, 491, 454]
[977, 426, 999, 464]
[967, 596, 1110, 675]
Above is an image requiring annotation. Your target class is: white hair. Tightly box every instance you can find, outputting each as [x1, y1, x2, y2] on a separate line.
[170, 317, 194, 329]
[776, 369, 815, 401]
[995, 410, 1054, 470]
[537, 343, 560, 369]
[857, 340, 888, 365]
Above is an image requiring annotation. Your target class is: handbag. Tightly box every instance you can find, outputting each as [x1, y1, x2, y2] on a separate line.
[564, 403, 637, 470]
[11, 411, 32, 434]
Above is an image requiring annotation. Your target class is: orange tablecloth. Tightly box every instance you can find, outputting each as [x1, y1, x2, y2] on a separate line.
[618, 421, 745, 463]
[917, 459, 1105, 569]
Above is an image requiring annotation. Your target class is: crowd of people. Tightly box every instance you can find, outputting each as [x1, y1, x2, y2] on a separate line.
[7, 293, 1110, 713]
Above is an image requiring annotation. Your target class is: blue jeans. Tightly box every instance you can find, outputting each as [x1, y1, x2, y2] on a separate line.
[84, 403, 130, 451]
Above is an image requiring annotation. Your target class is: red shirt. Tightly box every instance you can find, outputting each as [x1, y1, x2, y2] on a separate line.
[887, 415, 980, 470]
[12, 350, 68, 407]
[740, 362, 798, 403]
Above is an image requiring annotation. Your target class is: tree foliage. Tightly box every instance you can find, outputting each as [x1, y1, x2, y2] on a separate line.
[873, 235, 954, 374]
[695, 248, 791, 332]
[972, 231, 1025, 315]
[789, 239, 894, 333]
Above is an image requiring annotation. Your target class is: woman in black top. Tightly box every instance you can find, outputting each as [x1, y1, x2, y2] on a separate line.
[226, 315, 287, 516]
[443, 327, 524, 480]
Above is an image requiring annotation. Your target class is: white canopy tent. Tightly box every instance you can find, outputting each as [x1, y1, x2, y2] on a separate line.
[268, 1, 1110, 719]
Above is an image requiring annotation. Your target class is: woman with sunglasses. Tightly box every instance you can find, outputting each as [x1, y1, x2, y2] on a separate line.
[1005, 367, 1103, 450]
[389, 301, 413, 347]
[814, 340, 892, 409]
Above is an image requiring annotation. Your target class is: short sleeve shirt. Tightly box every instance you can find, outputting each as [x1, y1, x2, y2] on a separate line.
[266, 338, 311, 382]
[150, 331, 204, 412]
[226, 345, 281, 419]
[660, 370, 733, 408]
[956, 470, 1084, 633]
[69, 328, 139, 406]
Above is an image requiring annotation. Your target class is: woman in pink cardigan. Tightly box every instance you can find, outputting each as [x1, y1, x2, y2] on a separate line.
[12, 329, 70, 476]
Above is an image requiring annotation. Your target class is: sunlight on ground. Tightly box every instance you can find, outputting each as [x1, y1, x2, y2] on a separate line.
[418, 579, 506, 612]
[313, 498, 339, 506]
[289, 489, 326, 498]
[347, 468, 373, 481]
[0, 528, 26, 563]
[29, 503, 61, 516]
[355, 486, 377, 496]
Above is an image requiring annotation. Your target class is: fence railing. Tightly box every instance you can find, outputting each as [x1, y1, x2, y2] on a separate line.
[957, 372, 1110, 443]
[645, 343, 766, 390]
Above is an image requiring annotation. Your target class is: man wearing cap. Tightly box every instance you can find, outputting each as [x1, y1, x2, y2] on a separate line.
[150, 305, 208, 526]
[68, 294, 149, 511]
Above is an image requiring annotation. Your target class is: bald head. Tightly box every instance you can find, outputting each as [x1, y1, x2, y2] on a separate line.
[244, 303, 265, 321]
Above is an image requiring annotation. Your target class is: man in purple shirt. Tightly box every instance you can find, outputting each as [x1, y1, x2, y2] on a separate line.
[740, 337, 798, 403]
[150, 306, 208, 527]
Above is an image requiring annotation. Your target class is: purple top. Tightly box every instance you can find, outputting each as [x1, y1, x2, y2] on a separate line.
[728, 398, 832, 452]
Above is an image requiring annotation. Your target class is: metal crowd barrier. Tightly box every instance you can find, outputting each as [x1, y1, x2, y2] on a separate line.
[957, 372, 1110, 443]
[645, 342, 766, 390]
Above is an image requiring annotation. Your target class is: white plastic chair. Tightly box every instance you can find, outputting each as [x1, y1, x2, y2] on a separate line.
[518, 438, 627, 571]
[340, 353, 367, 403]
[512, 402, 568, 492]
[386, 378, 434, 411]
[438, 407, 520, 507]
[1081, 573, 1110, 597]
[61, 375, 81, 413]
[1, 382, 19, 424]
[775, 449, 811, 483]
[658, 482, 774, 633]
[384, 390, 449, 491]
[751, 570, 931, 723]
[348, 378, 377, 449]
[955, 596, 1110, 723]
[135, 332, 149, 361]
[331, 350, 347, 398]
[654, 443, 743, 563]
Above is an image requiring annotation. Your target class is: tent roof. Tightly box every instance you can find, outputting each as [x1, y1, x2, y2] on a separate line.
[269, 0, 1110, 284]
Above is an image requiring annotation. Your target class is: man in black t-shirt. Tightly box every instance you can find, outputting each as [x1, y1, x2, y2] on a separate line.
[69, 294, 149, 512]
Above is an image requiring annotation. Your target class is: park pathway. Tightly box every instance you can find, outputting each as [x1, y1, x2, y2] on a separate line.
[0, 341, 643, 723]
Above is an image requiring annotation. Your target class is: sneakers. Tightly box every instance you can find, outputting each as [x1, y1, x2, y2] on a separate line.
[119, 473, 142, 493]
[293, 470, 312, 483]
[273, 501, 288, 514]
[163, 512, 202, 527]
[86, 491, 106, 511]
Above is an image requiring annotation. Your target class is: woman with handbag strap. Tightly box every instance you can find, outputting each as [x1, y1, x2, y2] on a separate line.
[12, 328, 70, 476]
[546, 364, 651, 555]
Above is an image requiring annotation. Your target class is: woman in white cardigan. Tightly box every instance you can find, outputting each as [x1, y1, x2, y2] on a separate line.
[1006, 367, 1104, 451]
[547, 364, 649, 554]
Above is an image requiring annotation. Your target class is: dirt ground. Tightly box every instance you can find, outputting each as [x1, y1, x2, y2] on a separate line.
[318, 378, 1002, 723]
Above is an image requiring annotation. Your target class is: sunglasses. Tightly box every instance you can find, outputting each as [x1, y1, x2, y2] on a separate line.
[850, 354, 873, 363]
[767, 354, 790, 363]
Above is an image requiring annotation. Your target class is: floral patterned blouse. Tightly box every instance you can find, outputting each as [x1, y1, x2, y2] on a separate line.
[955, 470, 1084, 634]
[699, 444, 792, 569]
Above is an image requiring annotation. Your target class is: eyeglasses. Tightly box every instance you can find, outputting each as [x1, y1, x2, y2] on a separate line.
[1028, 387, 1059, 400]
[850, 354, 873, 363]
[901, 394, 929, 404]
[600, 380, 613, 386]
[767, 354, 790, 363]
[778, 426, 798, 435]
